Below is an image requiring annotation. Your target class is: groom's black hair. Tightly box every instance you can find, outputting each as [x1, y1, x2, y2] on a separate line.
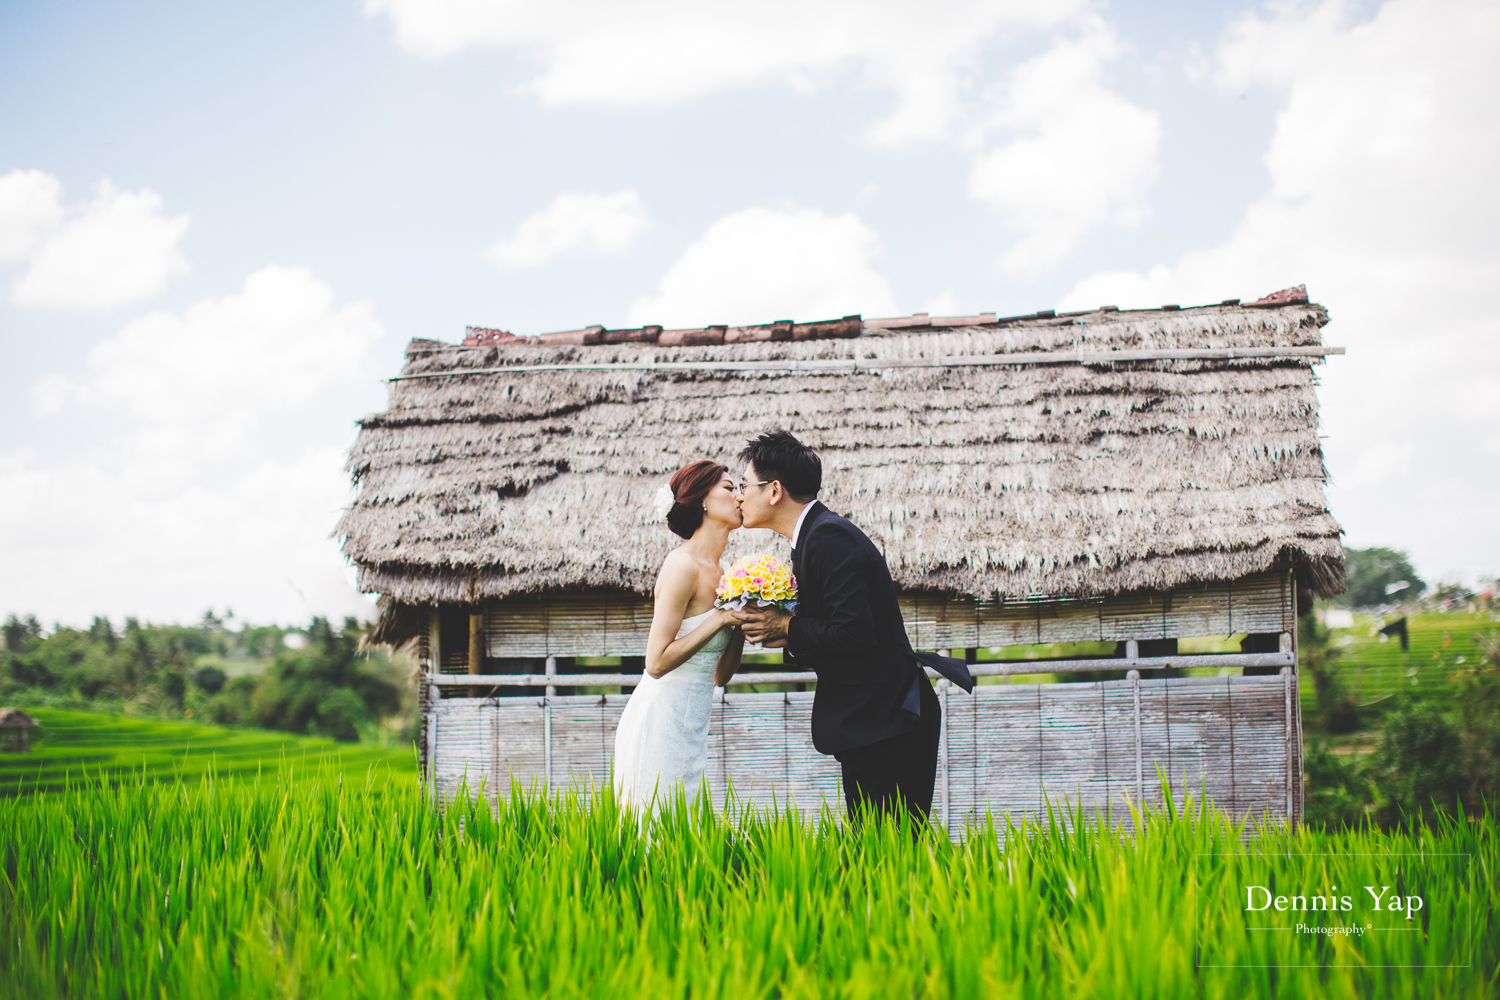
[739, 430, 821, 504]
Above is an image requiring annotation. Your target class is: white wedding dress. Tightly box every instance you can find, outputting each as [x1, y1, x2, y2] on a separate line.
[612, 609, 725, 810]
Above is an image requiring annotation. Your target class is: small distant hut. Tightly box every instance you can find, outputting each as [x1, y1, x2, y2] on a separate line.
[339, 285, 1344, 828]
[0, 709, 40, 753]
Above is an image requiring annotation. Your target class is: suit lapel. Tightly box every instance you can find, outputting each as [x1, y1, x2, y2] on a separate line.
[790, 500, 823, 589]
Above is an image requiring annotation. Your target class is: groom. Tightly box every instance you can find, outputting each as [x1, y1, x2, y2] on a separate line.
[732, 430, 973, 825]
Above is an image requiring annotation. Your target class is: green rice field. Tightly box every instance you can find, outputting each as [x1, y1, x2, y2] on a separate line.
[2, 768, 1493, 999]
[1315, 611, 1497, 717]
[962, 611, 1498, 724]
[0, 708, 416, 796]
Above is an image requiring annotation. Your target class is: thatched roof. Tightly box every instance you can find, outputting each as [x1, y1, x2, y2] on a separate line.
[0, 709, 38, 727]
[339, 290, 1344, 619]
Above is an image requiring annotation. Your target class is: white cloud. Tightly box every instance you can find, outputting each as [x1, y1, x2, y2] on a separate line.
[968, 21, 1161, 271]
[366, 0, 1084, 143]
[3, 175, 190, 309]
[1334, 440, 1415, 490]
[924, 291, 964, 317]
[40, 265, 382, 453]
[628, 206, 896, 327]
[0, 444, 374, 626]
[486, 189, 648, 267]
[1058, 0, 1500, 580]
[0, 169, 66, 262]
[3, 267, 385, 624]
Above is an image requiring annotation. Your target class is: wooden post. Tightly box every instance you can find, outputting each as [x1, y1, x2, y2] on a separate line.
[1288, 566, 1303, 825]
[938, 678, 951, 834]
[468, 612, 484, 672]
[542, 656, 557, 796]
[1127, 668, 1143, 811]
[468, 611, 484, 697]
[427, 607, 443, 702]
[423, 607, 440, 784]
[1282, 665, 1294, 823]
[426, 682, 439, 796]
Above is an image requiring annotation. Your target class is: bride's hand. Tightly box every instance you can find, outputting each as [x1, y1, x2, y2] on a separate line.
[714, 608, 741, 630]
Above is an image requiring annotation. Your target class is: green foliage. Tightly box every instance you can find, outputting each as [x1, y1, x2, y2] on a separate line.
[2, 614, 42, 653]
[1299, 613, 1359, 733]
[4, 615, 213, 706]
[1341, 546, 1425, 607]
[2, 613, 412, 745]
[1303, 668, 1500, 831]
[1455, 634, 1500, 804]
[1, 775, 1493, 998]
[194, 665, 225, 694]
[1372, 697, 1468, 825]
[241, 618, 402, 741]
[1301, 739, 1373, 831]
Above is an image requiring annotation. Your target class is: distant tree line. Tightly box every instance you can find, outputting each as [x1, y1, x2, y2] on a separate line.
[1, 613, 409, 743]
[1341, 547, 1426, 606]
[1340, 545, 1495, 609]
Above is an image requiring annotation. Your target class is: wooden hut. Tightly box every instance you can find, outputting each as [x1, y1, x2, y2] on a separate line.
[0, 708, 40, 753]
[339, 285, 1344, 828]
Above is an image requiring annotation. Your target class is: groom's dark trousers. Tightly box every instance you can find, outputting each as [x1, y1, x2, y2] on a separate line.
[783, 501, 948, 823]
[836, 680, 941, 822]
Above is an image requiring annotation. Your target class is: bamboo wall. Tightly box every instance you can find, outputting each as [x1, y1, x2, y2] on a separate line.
[427, 673, 1299, 831]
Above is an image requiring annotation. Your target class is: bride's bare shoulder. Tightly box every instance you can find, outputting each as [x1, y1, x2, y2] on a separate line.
[655, 546, 697, 585]
[651, 548, 700, 616]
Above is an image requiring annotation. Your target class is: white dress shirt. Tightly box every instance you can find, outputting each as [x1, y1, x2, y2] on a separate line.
[790, 500, 817, 551]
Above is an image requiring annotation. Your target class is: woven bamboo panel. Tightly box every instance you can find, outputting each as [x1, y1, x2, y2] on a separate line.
[1038, 599, 1103, 644]
[898, 594, 947, 649]
[1101, 591, 1167, 641]
[481, 570, 1291, 658]
[605, 601, 654, 657]
[974, 601, 1037, 647]
[1230, 675, 1298, 825]
[429, 697, 545, 800]
[485, 601, 551, 657]
[1039, 683, 1114, 811]
[1097, 682, 1144, 816]
[706, 691, 842, 820]
[1170, 582, 1234, 639]
[551, 697, 627, 787]
[428, 673, 1297, 830]
[1230, 572, 1293, 635]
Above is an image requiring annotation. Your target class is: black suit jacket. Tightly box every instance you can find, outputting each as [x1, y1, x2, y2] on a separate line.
[785, 501, 940, 755]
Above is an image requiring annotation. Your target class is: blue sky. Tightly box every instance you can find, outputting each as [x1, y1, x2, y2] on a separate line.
[2, 0, 1496, 625]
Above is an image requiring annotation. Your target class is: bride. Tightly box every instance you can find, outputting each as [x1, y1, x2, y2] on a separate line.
[613, 460, 745, 811]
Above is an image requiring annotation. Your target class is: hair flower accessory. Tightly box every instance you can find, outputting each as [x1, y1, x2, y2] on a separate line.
[650, 484, 677, 523]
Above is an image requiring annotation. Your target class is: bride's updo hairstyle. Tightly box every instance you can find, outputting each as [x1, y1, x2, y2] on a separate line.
[666, 460, 729, 539]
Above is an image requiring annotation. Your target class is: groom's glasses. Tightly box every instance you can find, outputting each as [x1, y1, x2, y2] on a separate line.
[737, 480, 771, 494]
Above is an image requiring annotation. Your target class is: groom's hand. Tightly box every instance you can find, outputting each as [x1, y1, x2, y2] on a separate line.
[733, 607, 792, 648]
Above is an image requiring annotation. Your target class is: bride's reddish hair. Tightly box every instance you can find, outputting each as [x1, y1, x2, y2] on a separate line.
[666, 460, 729, 539]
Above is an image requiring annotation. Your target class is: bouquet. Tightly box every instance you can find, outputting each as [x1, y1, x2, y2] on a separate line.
[714, 554, 798, 612]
